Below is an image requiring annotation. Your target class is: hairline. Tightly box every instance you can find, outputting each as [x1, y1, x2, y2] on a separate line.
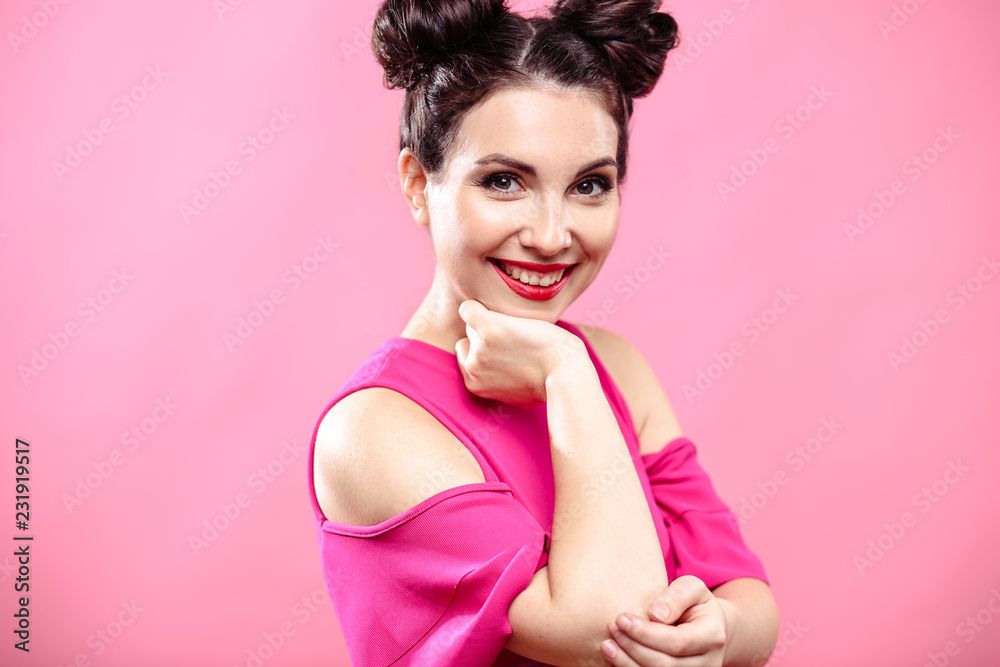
[426, 78, 618, 186]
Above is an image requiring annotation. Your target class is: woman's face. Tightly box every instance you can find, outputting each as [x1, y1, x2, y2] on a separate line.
[417, 85, 621, 323]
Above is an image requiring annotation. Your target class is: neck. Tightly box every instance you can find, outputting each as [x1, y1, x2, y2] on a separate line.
[400, 266, 467, 355]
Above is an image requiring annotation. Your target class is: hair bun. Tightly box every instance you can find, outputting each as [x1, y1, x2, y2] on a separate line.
[549, 0, 678, 99]
[372, 0, 509, 90]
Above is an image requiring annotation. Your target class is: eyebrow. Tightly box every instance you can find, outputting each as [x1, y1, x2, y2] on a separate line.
[473, 153, 618, 180]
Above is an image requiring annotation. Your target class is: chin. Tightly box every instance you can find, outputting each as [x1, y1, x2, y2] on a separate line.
[483, 297, 568, 323]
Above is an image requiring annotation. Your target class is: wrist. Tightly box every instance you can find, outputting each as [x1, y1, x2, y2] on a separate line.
[543, 350, 598, 399]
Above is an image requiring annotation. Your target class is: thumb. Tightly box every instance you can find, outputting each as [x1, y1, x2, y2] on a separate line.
[455, 337, 470, 366]
[458, 299, 488, 328]
[648, 575, 709, 625]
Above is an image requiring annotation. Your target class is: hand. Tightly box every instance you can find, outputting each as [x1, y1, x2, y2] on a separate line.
[600, 575, 730, 666]
[454, 299, 587, 408]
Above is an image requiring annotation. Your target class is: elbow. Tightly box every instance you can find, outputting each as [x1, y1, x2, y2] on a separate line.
[715, 577, 781, 667]
[750, 588, 781, 667]
[533, 617, 611, 667]
[551, 582, 670, 666]
[507, 610, 610, 667]
[508, 566, 670, 666]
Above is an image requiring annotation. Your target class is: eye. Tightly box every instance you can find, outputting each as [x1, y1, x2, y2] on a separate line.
[575, 176, 614, 198]
[480, 173, 524, 197]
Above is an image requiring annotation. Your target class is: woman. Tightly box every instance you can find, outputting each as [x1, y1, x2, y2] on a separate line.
[307, 0, 779, 664]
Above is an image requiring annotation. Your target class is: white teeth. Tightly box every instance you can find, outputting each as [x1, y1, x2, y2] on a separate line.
[498, 260, 567, 287]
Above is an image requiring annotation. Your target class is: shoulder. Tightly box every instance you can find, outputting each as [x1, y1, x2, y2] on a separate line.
[312, 386, 486, 526]
[570, 322, 683, 456]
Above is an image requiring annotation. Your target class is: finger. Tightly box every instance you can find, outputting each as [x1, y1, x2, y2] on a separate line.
[466, 321, 483, 348]
[612, 612, 716, 659]
[600, 633, 643, 667]
[458, 300, 488, 346]
[605, 618, 668, 666]
[648, 575, 712, 626]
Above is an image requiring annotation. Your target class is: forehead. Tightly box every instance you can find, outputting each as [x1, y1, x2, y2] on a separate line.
[446, 85, 618, 175]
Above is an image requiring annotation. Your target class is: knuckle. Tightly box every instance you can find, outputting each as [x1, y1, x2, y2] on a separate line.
[626, 619, 652, 644]
[670, 633, 692, 655]
[708, 626, 727, 651]
[676, 574, 706, 597]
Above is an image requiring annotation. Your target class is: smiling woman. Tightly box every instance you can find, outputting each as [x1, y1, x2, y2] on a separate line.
[306, 1, 778, 666]
[401, 85, 620, 328]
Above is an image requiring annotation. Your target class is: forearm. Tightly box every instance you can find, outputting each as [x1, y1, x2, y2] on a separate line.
[713, 578, 780, 667]
[543, 355, 669, 653]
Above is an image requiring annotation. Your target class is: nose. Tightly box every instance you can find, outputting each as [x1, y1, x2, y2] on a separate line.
[519, 196, 572, 256]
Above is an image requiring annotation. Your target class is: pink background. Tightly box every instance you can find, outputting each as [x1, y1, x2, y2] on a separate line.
[2, 0, 998, 665]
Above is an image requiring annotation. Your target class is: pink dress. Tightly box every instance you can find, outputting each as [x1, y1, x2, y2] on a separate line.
[306, 319, 768, 666]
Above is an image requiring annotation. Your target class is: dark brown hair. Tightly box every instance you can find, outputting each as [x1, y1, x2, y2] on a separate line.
[371, 0, 680, 186]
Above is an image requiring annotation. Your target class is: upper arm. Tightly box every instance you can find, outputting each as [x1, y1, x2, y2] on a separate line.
[312, 387, 486, 527]
[574, 322, 683, 456]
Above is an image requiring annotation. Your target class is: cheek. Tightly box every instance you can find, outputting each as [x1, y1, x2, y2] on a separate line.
[451, 202, 515, 249]
[589, 216, 619, 255]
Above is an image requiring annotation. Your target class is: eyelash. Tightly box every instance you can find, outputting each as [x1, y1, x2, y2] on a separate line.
[478, 173, 615, 200]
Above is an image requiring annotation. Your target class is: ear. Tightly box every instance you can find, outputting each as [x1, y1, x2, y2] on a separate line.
[398, 148, 431, 227]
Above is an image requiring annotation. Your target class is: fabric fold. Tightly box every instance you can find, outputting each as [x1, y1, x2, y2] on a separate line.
[641, 436, 768, 589]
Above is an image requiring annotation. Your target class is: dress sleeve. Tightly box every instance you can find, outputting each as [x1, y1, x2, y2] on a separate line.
[640, 436, 768, 590]
[318, 482, 550, 667]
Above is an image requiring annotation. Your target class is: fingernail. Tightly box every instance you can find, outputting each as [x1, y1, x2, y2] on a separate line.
[650, 603, 669, 622]
[601, 639, 618, 659]
[617, 614, 632, 631]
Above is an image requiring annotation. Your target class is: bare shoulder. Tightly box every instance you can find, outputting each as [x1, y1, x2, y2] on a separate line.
[312, 387, 486, 526]
[572, 322, 683, 456]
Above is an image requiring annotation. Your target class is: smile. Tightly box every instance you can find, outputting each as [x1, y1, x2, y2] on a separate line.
[488, 258, 577, 301]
